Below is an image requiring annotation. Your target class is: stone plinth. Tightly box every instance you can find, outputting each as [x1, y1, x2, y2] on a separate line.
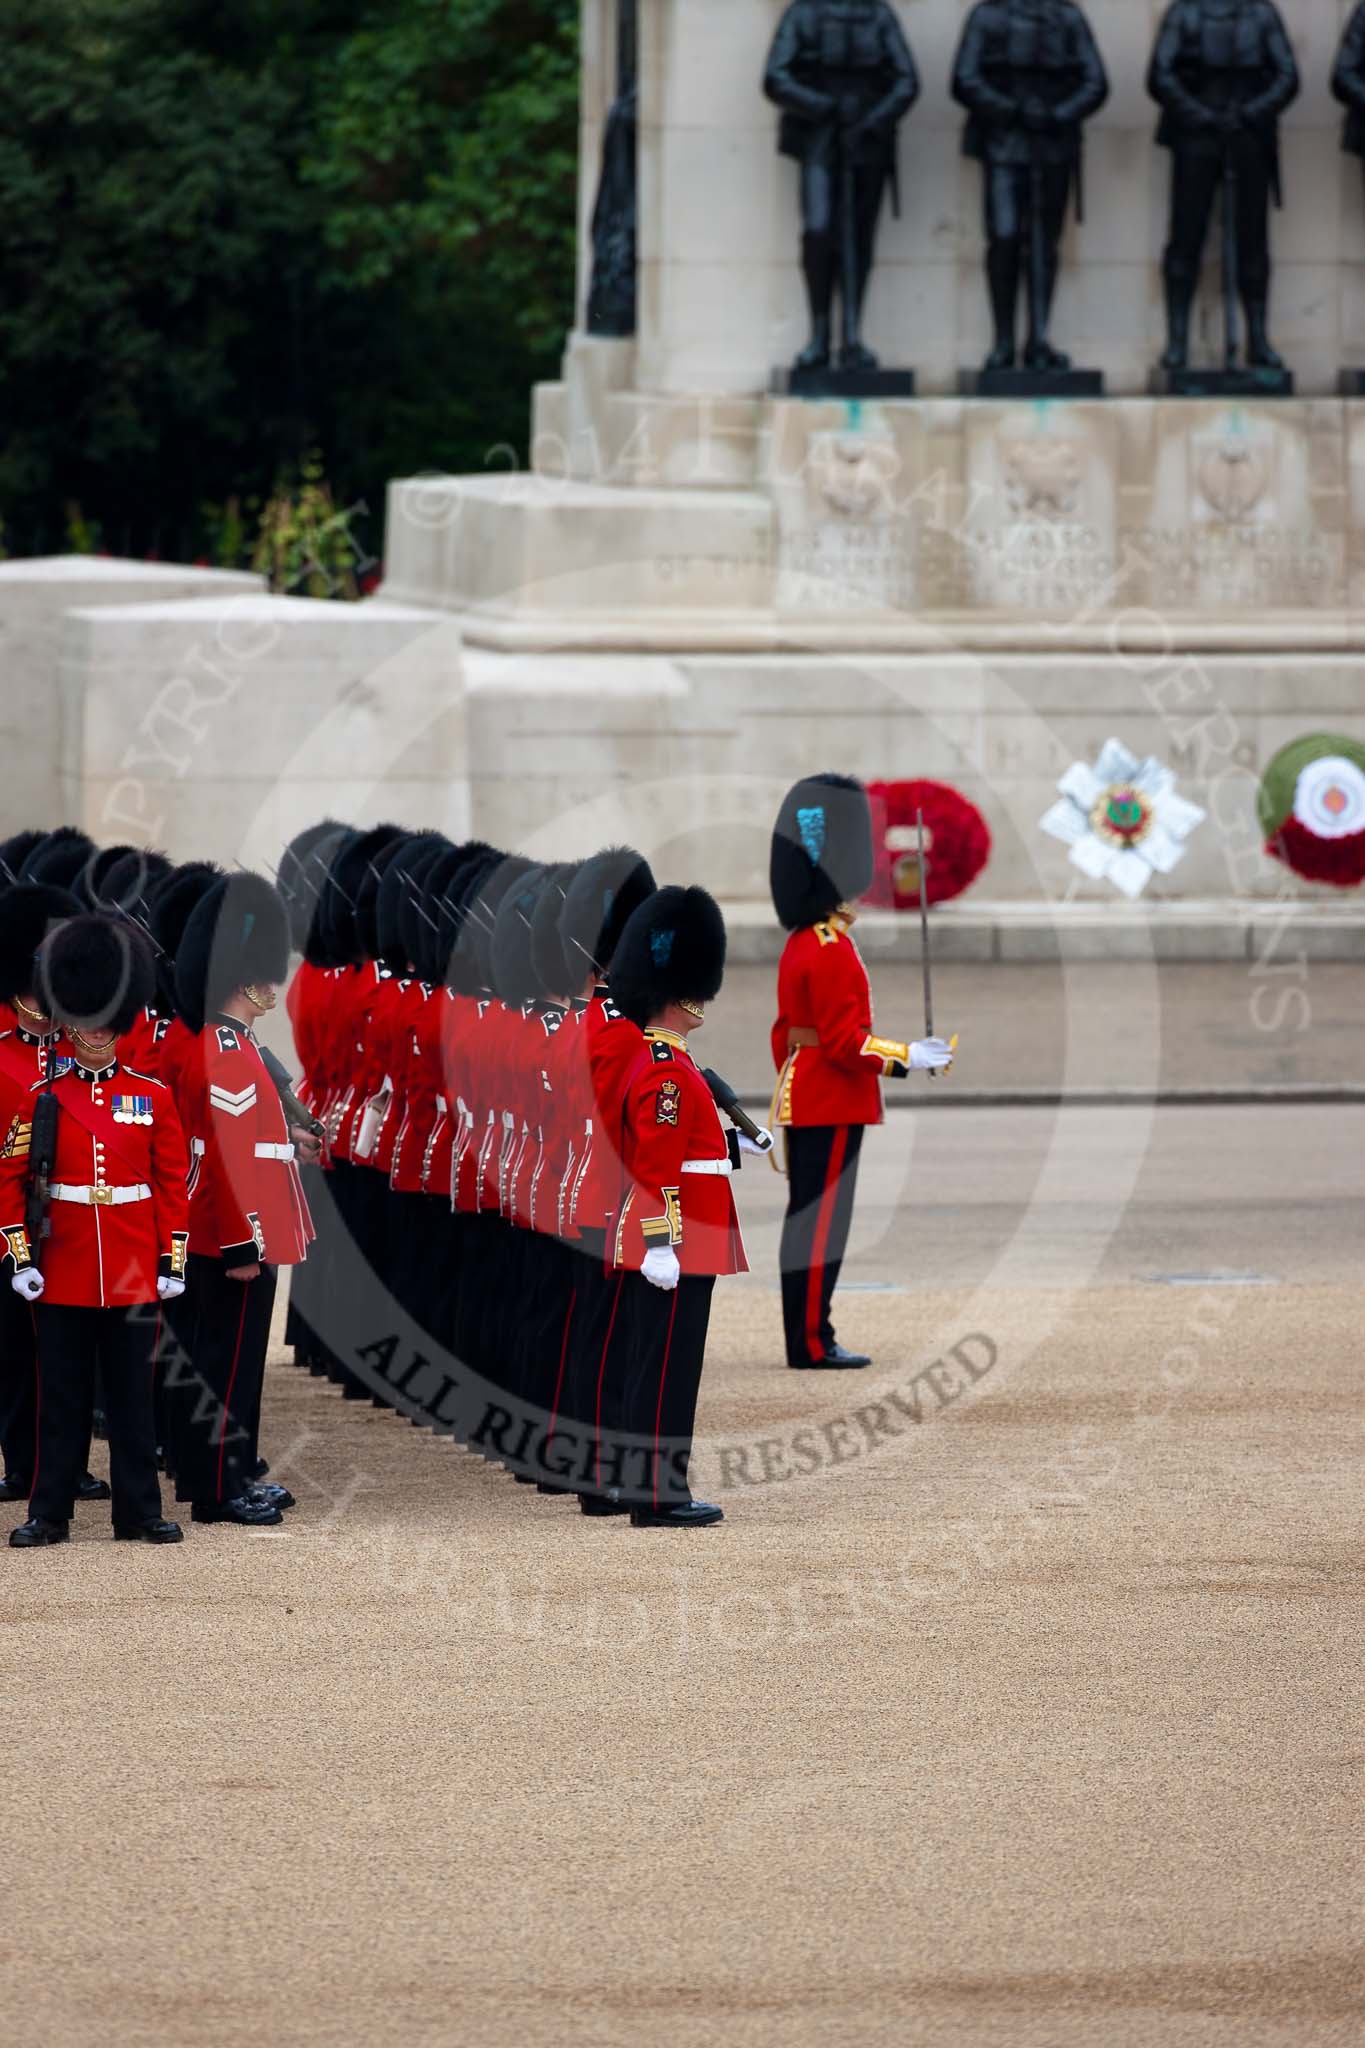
[0, 556, 262, 832]
[390, 354, 1365, 641]
[58, 595, 468, 864]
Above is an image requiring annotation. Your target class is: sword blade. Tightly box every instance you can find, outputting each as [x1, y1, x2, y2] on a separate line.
[917, 806, 936, 1077]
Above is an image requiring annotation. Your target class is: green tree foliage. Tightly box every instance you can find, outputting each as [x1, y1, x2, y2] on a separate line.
[0, 0, 579, 565]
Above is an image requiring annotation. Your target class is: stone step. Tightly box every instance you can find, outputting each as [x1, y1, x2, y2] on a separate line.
[719, 898, 1365, 964]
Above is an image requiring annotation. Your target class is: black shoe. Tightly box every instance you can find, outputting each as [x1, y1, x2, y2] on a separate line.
[983, 339, 1016, 372]
[838, 340, 880, 372]
[790, 1344, 871, 1370]
[578, 1491, 629, 1517]
[251, 1457, 270, 1480]
[9, 1516, 69, 1547]
[114, 1518, 184, 1544]
[630, 1498, 724, 1530]
[1024, 338, 1070, 372]
[250, 1484, 295, 1511]
[0, 1473, 30, 1503]
[78, 1472, 112, 1502]
[191, 1496, 283, 1526]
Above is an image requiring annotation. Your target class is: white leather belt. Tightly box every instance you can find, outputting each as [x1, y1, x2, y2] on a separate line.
[50, 1183, 151, 1207]
[682, 1159, 732, 1177]
[254, 1141, 295, 1161]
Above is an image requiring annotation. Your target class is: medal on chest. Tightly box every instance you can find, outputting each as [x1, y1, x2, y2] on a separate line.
[111, 1094, 154, 1126]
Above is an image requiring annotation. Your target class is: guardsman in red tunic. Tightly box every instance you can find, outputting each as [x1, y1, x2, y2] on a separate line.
[169, 872, 314, 1526]
[4, 915, 190, 1547]
[0, 882, 81, 1503]
[594, 884, 747, 1529]
[544, 849, 655, 1507]
[770, 774, 954, 1372]
[91, 848, 174, 1073]
[278, 818, 354, 1380]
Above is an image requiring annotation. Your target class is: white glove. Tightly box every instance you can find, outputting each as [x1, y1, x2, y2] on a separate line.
[910, 1037, 955, 1071]
[738, 1128, 774, 1156]
[641, 1246, 681, 1291]
[11, 1269, 44, 1301]
[157, 1276, 186, 1301]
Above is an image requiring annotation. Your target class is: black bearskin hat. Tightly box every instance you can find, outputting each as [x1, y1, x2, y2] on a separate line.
[93, 847, 172, 924]
[0, 830, 46, 887]
[277, 818, 353, 958]
[559, 846, 657, 981]
[608, 886, 727, 1029]
[770, 773, 874, 932]
[148, 862, 223, 1016]
[380, 833, 449, 973]
[19, 826, 98, 897]
[0, 884, 81, 1003]
[455, 854, 534, 994]
[437, 847, 502, 993]
[175, 872, 291, 1035]
[409, 843, 464, 986]
[356, 831, 413, 964]
[530, 863, 578, 999]
[36, 913, 155, 1038]
[318, 823, 403, 968]
[490, 865, 550, 1007]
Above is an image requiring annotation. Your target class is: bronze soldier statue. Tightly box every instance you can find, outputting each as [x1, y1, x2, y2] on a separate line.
[1148, 0, 1298, 376]
[586, 0, 637, 337]
[952, 0, 1108, 375]
[764, 0, 919, 374]
[1332, 3, 1365, 195]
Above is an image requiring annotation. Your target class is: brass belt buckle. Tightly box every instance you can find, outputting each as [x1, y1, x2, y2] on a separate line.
[91, 1185, 115, 1206]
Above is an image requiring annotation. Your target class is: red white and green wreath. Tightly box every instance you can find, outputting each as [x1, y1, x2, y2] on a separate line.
[1260, 734, 1365, 887]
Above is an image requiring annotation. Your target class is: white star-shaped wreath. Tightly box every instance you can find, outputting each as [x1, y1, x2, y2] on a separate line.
[1040, 738, 1206, 900]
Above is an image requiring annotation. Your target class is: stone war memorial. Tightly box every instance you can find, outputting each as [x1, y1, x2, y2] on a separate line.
[12, 0, 1365, 961]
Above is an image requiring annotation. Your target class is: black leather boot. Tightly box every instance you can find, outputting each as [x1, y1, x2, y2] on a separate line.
[1161, 275, 1193, 371]
[1244, 296, 1285, 370]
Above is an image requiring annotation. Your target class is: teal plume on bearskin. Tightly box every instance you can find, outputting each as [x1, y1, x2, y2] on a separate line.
[770, 773, 874, 932]
[608, 885, 726, 1028]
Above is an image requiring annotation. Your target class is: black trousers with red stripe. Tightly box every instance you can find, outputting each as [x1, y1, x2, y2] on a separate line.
[0, 1280, 38, 1486]
[779, 1123, 865, 1368]
[168, 1255, 277, 1507]
[29, 1303, 162, 1528]
[594, 1270, 715, 1508]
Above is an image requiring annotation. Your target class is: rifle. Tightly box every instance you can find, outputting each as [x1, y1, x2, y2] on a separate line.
[840, 131, 859, 355]
[1222, 133, 1239, 369]
[1029, 137, 1048, 361]
[23, 1074, 59, 1259]
[702, 1068, 774, 1153]
[257, 1042, 325, 1142]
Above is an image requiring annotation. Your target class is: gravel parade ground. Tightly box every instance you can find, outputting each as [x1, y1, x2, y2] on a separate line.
[3, 1092, 1359, 2048]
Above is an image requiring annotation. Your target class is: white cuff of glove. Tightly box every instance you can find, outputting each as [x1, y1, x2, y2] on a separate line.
[641, 1246, 681, 1291]
[738, 1128, 774, 1155]
[910, 1037, 955, 1071]
[157, 1276, 187, 1301]
[11, 1269, 44, 1301]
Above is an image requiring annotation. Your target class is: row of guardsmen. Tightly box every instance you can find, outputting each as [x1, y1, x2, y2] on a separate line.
[0, 779, 955, 1544]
